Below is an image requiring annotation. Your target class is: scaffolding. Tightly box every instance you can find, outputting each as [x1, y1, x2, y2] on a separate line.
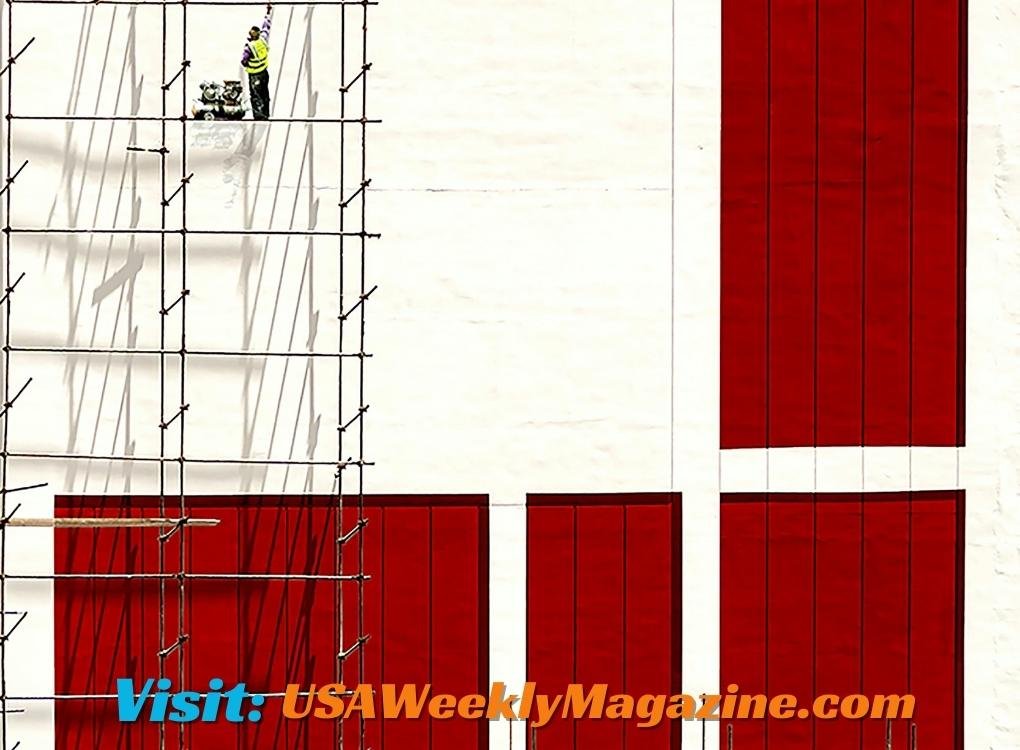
[0, 0, 376, 746]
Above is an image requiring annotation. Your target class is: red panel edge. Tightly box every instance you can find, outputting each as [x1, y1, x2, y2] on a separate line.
[527, 492, 681, 508]
[670, 491, 683, 750]
[54, 494, 489, 509]
[721, 490, 957, 504]
[477, 500, 491, 750]
[955, 0, 968, 448]
[954, 490, 965, 750]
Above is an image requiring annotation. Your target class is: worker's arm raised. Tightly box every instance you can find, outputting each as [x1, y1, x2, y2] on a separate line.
[261, 4, 272, 40]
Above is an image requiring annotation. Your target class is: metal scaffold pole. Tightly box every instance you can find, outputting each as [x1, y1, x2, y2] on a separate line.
[337, 2, 373, 748]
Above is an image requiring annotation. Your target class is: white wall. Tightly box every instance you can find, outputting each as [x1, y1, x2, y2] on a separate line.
[0, 1, 1017, 749]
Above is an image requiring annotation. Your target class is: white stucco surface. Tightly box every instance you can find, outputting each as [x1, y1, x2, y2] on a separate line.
[0, 0, 1016, 748]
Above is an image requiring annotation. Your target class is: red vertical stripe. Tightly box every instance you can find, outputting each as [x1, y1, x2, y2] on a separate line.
[768, 0, 817, 447]
[814, 498, 862, 750]
[431, 506, 487, 750]
[527, 494, 680, 750]
[911, 0, 961, 444]
[526, 505, 575, 749]
[764, 499, 813, 750]
[720, 497, 766, 750]
[624, 504, 675, 750]
[816, 0, 865, 444]
[909, 495, 960, 750]
[861, 497, 910, 750]
[378, 505, 431, 750]
[721, 0, 770, 448]
[575, 506, 625, 750]
[863, 0, 912, 445]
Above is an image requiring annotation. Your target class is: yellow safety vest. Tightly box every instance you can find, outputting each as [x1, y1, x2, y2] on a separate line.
[245, 38, 269, 74]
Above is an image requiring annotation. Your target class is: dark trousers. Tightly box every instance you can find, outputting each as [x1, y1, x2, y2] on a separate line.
[248, 70, 270, 120]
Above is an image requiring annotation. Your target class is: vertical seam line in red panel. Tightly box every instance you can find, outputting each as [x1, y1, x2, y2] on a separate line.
[860, 0, 869, 455]
[812, 494, 818, 750]
[380, 507, 387, 750]
[477, 503, 490, 750]
[428, 506, 434, 750]
[858, 491, 865, 750]
[335, 495, 341, 750]
[237, 514, 243, 750]
[764, 493, 770, 750]
[622, 506, 629, 750]
[814, 0, 821, 456]
[572, 503, 578, 750]
[765, 0, 774, 452]
[235, 505, 241, 750]
[909, 0, 916, 454]
[189, 513, 195, 750]
[671, 493, 682, 750]
[89, 528, 94, 743]
[908, 491, 914, 707]
[955, 0, 967, 447]
[954, 491, 965, 750]
[525, 507, 532, 750]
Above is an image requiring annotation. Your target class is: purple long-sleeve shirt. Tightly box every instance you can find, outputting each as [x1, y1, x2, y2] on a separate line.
[241, 14, 271, 68]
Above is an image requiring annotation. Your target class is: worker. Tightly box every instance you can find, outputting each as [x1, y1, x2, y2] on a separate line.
[242, 4, 273, 120]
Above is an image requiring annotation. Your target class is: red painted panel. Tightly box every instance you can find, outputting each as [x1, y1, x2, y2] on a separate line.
[430, 505, 488, 750]
[721, 493, 962, 750]
[720, 496, 766, 750]
[863, 0, 912, 445]
[54, 495, 488, 750]
[911, 0, 963, 444]
[720, 0, 769, 448]
[765, 500, 813, 750]
[624, 504, 678, 750]
[861, 496, 911, 750]
[767, 0, 817, 447]
[346, 496, 489, 750]
[909, 496, 961, 750]
[526, 504, 575, 749]
[721, 0, 965, 448]
[576, 506, 625, 750]
[816, 0, 865, 445]
[814, 498, 862, 750]
[527, 493, 680, 750]
[377, 505, 431, 750]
